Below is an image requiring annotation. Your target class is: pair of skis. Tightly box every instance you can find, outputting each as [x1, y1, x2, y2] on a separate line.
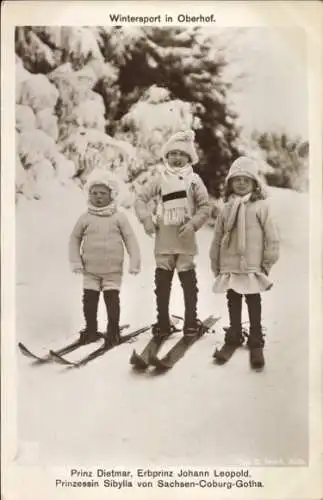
[18, 316, 182, 368]
[18, 315, 220, 370]
[18, 323, 143, 367]
[130, 315, 220, 372]
[18, 333, 106, 364]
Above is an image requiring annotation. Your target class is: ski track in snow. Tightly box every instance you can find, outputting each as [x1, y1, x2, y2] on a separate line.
[16, 184, 309, 467]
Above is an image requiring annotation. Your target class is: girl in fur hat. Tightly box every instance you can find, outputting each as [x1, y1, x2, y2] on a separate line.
[69, 170, 141, 346]
[209, 156, 280, 369]
[135, 130, 210, 337]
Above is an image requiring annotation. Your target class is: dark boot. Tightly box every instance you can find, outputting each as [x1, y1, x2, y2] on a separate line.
[245, 294, 265, 369]
[213, 289, 245, 363]
[178, 268, 202, 337]
[103, 290, 120, 346]
[152, 268, 174, 337]
[80, 289, 100, 343]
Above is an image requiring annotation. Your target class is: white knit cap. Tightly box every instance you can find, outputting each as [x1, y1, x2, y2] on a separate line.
[85, 169, 120, 199]
[226, 156, 262, 184]
[162, 130, 199, 165]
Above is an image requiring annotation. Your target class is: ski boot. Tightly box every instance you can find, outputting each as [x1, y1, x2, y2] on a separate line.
[249, 347, 265, 369]
[213, 327, 245, 363]
[152, 322, 172, 339]
[79, 329, 101, 344]
[104, 327, 121, 348]
[247, 329, 265, 370]
[183, 319, 204, 339]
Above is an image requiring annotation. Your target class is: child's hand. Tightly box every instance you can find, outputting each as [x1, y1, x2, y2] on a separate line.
[210, 262, 219, 278]
[129, 266, 140, 275]
[212, 268, 219, 278]
[71, 263, 83, 274]
[179, 221, 195, 238]
[143, 216, 156, 237]
[261, 266, 269, 276]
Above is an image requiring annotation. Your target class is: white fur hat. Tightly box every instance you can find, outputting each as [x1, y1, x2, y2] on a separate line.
[85, 169, 120, 199]
[162, 130, 199, 165]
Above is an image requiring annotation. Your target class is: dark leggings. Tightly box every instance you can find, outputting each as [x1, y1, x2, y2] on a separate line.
[227, 289, 262, 332]
[83, 289, 120, 334]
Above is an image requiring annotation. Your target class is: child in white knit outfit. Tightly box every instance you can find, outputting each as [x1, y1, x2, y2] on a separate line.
[135, 130, 210, 337]
[69, 170, 141, 346]
[209, 156, 280, 368]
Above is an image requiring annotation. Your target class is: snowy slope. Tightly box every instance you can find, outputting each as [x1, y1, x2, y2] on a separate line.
[16, 185, 309, 467]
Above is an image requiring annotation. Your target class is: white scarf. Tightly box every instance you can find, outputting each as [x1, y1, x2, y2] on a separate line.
[88, 202, 117, 217]
[158, 163, 195, 226]
[222, 193, 251, 258]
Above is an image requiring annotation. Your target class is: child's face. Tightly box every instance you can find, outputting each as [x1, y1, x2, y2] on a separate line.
[166, 150, 190, 168]
[89, 184, 112, 207]
[231, 176, 254, 196]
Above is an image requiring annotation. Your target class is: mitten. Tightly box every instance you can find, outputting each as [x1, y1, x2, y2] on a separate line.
[179, 221, 195, 238]
[129, 266, 140, 275]
[71, 263, 83, 274]
[261, 264, 270, 276]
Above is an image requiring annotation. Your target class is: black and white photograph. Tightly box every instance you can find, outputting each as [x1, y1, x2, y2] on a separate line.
[2, 1, 323, 499]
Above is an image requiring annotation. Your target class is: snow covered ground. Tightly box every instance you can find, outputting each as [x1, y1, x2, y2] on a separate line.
[16, 183, 309, 468]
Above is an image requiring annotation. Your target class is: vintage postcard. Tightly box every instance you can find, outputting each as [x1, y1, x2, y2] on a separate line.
[1, 1, 322, 499]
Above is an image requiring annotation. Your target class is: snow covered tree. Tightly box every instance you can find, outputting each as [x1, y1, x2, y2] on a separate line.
[97, 27, 242, 196]
[253, 131, 309, 192]
[15, 28, 134, 201]
[15, 26, 243, 200]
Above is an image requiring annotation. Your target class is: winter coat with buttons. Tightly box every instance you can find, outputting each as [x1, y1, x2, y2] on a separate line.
[209, 198, 280, 275]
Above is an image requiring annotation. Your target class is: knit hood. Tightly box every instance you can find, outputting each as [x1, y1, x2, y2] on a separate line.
[162, 130, 199, 165]
[225, 156, 268, 198]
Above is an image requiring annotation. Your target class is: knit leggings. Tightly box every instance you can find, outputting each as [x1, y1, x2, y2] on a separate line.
[227, 288, 264, 346]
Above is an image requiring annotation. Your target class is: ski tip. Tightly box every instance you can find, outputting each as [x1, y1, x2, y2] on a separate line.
[18, 342, 30, 354]
[18, 342, 48, 362]
[129, 350, 148, 369]
[129, 349, 137, 363]
[18, 342, 26, 353]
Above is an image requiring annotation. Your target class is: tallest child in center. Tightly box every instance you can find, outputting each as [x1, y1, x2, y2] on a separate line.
[135, 130, 210, 337]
